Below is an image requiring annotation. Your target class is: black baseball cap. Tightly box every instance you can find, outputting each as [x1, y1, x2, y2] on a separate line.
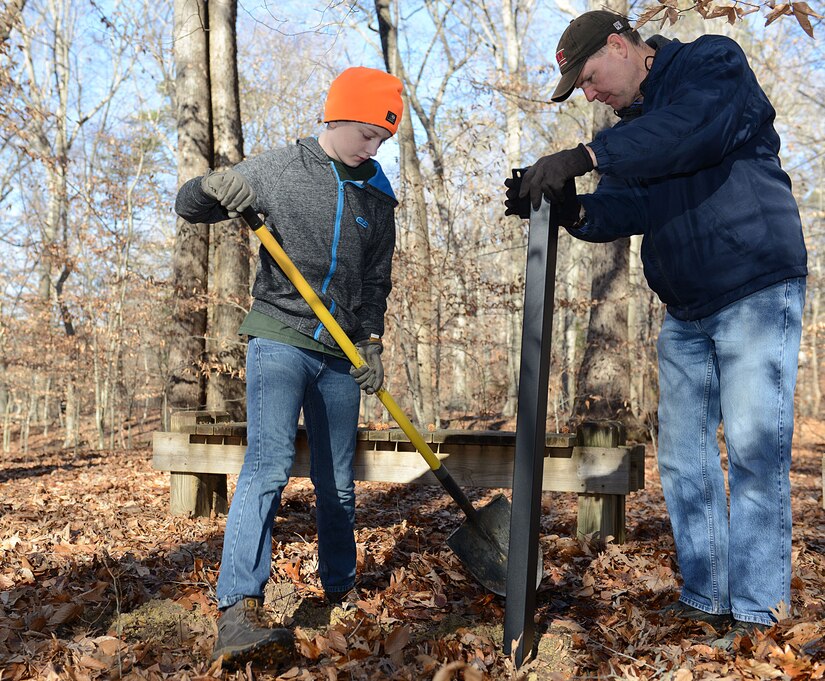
[551, 10, 632, 102]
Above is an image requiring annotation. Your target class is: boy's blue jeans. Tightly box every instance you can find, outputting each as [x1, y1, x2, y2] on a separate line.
[216, 337, 361, 609]
[657, 277, 805, 625]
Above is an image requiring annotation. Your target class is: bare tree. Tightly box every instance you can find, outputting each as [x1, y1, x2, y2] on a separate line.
[374, 0, 440, 426]
[572, 0, 645, 435]
[206, 0, 248, 421]
[459, 0, 538, 419]
[168, 0, 212, 415]
[2, 0, 138, 447]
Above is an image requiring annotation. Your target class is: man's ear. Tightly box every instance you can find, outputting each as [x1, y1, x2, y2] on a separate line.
[606, 33, 628, 58]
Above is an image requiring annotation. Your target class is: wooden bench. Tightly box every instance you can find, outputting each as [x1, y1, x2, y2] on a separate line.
[152, 411, 645, 543]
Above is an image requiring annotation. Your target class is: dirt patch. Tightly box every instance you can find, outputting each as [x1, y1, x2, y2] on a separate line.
[110, 598, 213, 645]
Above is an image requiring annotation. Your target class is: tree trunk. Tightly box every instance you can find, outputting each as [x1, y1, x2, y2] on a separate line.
[573, 0, 643, 436]
[206, 0, 248, 421]
[374, 0, 437, 426]
[168, 0, 212, 414]
[501, 0, 527, 419]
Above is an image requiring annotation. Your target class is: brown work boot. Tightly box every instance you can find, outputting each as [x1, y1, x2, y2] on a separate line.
[711, 620, 772, 650]
[657, 600, 732, 629]
[212, 597, 294, 671]
[325, 587, 360, 610]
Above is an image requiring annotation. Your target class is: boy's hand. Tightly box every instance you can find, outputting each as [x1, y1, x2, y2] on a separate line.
[201, 169, 256, 217]
[350, 339, 384, 395]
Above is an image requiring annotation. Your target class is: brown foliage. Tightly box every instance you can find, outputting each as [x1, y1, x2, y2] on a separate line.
[0, 417, 823, 679]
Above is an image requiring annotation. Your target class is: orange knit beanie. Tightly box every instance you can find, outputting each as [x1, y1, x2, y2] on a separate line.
[323, 67, 404, 136]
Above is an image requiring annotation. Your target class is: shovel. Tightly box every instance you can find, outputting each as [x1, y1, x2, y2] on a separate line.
[240, 207, 540, 596]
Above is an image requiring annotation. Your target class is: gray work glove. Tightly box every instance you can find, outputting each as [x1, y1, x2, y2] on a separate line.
[201, 168, 256, 218]
[350, 338, 384, 395]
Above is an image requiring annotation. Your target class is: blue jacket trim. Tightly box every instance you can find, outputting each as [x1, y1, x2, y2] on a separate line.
[366, 160, 396, 200]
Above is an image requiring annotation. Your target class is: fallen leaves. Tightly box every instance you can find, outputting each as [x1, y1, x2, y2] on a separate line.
[0, 418, 823, 679]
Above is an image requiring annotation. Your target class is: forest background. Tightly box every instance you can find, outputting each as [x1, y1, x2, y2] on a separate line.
[0, 0, 822, 452]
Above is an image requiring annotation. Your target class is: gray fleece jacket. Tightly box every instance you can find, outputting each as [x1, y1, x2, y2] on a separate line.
[175, 137, 397, 347]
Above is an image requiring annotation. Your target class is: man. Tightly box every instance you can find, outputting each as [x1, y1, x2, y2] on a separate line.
[505, 11, 807, 649]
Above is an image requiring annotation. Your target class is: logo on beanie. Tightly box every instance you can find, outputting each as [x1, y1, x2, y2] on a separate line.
[385, 111, 397, 125]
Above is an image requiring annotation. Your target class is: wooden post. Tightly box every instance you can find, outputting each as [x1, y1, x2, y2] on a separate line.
[576, 421, 627, 544]
[168, 411, 229, 517]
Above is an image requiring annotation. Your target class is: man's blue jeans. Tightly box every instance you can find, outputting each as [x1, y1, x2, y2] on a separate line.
[657, 277, 805, 625]
[216, 338, 361, 609]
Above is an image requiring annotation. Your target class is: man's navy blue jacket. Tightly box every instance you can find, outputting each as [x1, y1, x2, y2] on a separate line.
[571, 35, 807, 321]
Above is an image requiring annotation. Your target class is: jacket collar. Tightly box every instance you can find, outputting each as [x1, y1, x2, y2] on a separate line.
[297, 137, 397, 204]
[614, 35, 674, 120]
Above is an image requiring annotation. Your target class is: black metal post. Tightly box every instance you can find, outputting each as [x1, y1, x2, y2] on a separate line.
[503, 199, 559, 665]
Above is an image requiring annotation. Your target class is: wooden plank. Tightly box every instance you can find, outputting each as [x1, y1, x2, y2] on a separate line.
[577, 494, 625, 543]
[152, 432, 636, 493]
[430, 429, 514, 446]
[576, 421, 629, 545]
[576, 420, 626, 447]
[543, 447, 632, 494]
[212, 423, 247, 437]
[165, 419, 578, 452]
[629, 445, 645, 492]
[170, 471, 228, 517]
[546, 433, 577, 449]
[170, 410, 231, 433]
[153, 433, 246, 474]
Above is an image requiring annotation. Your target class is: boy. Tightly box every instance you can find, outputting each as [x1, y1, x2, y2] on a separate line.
[175, 66, 403, 670]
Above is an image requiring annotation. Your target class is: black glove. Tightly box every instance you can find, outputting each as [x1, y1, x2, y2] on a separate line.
[557, 179, 584, 228]
[520, 144, 593, 209]
[201, 168, 256, 218]
[505, 173, 583, 226]
[504, 169, 532, 219]
[350, 338, 384, 395]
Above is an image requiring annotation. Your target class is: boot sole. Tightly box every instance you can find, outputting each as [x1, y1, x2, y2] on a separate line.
[213, 638, 294, 671]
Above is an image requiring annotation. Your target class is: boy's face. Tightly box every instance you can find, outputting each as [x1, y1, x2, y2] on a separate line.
[321, 121, 392, 167]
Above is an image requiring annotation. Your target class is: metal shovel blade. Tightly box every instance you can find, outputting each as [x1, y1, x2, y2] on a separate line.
[446, 493, 542, 597]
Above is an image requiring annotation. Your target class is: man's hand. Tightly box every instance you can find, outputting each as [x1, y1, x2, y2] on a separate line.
[201, 169, 256, 218]
[504, 169, 531, 218]
[505, 173, 583, 226]
[350, 338, 384, 395]
[557, 179, 584, 228]
[520, 144, 593, 209]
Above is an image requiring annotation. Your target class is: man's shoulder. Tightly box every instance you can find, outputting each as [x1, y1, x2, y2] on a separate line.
[682, 33, 747, 60]
[651, 34, 748, 80]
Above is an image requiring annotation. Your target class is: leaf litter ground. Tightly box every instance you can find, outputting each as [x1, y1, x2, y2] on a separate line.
[1, 417, 823, 679]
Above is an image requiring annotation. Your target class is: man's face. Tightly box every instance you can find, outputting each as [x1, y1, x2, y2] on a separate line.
[324, 121, 391, 168]
[575, 35, 639, 110]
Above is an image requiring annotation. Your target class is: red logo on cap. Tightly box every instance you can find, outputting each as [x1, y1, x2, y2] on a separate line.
[556, 49, 567, 68]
